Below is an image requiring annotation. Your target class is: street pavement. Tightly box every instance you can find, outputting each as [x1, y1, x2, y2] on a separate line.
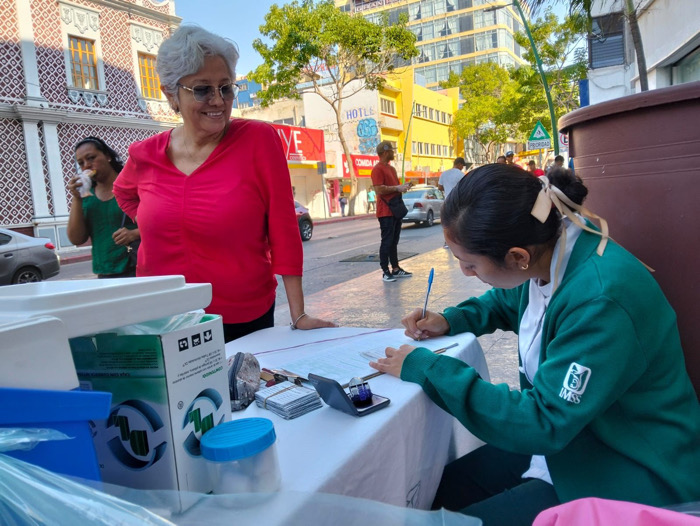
[56, 214, 520, 389]
[274, 235, 520, 390]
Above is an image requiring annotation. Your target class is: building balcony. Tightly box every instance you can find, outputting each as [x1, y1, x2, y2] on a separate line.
[378, 114, 404, 132]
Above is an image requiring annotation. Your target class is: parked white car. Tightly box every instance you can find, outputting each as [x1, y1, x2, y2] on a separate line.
[402, 185, 444, 227]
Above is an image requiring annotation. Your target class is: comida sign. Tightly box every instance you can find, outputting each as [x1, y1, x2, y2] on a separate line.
[527, 121, 552, 151]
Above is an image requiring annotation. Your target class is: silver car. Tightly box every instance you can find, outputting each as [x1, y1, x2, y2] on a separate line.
[0, 228, 61, 285]
[402, 186, 444, 227]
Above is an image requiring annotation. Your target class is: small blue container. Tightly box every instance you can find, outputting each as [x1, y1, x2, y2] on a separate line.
[0, 387, 112, 481]
[201, 418, 280, 493]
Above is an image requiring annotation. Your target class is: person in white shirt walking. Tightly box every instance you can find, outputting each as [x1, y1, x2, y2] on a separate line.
[438, 157, 467, 198]
[438, 157, 467, 248]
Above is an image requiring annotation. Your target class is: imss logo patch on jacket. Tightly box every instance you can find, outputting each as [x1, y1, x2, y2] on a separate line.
[560, 362, 591, 404]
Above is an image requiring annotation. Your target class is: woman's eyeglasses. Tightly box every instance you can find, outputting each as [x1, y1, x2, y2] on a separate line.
[177, 83, 240, 102]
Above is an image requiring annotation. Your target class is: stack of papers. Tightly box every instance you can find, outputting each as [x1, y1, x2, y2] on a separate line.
[255, 381, 322, 420]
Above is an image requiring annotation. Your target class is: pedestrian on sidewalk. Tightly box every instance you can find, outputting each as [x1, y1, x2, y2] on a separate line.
[339, 193, 348, 217]
[370, 164, 700, 525]
[437, 157, 466, 199]
[438, 156, 467, 248]
[367, 188, 376, 213]
[113, 25, 335, 343]
[67, 137, 140, 278]
[528, 160, 545, 177]
[371, 141, 413, 282]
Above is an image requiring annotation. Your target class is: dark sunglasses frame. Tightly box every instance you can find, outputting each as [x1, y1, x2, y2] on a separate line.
[177, 82, 240, 102]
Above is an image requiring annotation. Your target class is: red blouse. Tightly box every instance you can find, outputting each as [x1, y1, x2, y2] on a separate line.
[114, 119, 303, 323]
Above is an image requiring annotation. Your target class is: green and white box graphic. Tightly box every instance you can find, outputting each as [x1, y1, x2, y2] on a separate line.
[70, 314, 230, 494]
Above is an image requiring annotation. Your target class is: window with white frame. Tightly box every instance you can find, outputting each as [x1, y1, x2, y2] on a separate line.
[69, 36, 99, 90]
[130, 23, 166, 103]
[59, 2, 106, 96]
[137, 53, 162, 99]
[380, 98, 396, 115]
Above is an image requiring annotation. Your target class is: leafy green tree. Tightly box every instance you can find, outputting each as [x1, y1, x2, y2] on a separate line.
[442, 63, 521, 162]
[443, 10, 587, 158]
[250, 0, 418, 215]
[511, 9, 587, 138]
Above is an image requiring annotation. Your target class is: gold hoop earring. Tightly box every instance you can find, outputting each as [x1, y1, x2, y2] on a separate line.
[521, 264, 529, 271]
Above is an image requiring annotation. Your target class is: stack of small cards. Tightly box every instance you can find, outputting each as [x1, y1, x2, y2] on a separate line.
[255, 381, 322, 419]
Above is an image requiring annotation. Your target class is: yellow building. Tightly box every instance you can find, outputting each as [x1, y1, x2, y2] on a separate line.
[380, 68, 461, 183]
[336, 0, 526, 90]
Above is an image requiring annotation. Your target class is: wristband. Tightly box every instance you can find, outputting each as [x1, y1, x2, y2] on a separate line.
[290, 312, 308, 330]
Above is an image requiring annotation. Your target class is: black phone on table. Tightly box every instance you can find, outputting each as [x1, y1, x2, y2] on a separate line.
[307, 374, 390, 417]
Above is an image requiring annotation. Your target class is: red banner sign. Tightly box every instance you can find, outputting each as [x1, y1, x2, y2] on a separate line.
[342, 154, 379, 178]
[271, 123, 326, 163]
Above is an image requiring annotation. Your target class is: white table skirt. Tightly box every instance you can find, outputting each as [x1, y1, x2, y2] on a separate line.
[225, 327, 489, 510]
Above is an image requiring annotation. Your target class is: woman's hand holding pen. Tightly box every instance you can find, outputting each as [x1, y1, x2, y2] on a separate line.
[402, 308, 450, 341]
[371, 307, 451, 377]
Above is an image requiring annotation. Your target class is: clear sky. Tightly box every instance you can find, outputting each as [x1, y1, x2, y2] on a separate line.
[173, 0, 279, 78]
[172, 1, 570, 77]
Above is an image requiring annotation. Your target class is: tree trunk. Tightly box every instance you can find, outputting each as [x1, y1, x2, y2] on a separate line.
[625, 0, 648, 92]
[333, 101, 359, 217]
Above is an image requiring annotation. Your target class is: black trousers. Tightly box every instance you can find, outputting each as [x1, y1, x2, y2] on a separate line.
[432, 445, 561, 526]
[378, 215, 402, 273]
[222, 302, 275, 343]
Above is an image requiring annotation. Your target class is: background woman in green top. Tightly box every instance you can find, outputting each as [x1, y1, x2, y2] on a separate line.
[67, 137, 140, 278]
[370, 165, 700, 526]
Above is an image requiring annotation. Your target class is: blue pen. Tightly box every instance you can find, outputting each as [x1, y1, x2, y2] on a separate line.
[422, 268, 434, 319]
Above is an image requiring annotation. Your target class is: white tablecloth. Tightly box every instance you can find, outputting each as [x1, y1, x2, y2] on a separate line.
[225, 327, 489, 510]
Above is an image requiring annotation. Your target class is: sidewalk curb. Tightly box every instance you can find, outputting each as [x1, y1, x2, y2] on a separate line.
[58, 250, 93, 265]
[314, 214, 375, 226]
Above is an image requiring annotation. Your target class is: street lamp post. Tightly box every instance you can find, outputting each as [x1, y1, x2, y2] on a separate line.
[487, 1, 559, 154]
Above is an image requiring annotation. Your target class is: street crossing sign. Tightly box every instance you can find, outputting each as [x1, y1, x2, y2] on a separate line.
[527, 121, 552, 150]
[529, 121, 551, 141]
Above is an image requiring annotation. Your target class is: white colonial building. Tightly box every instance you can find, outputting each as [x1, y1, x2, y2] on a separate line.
[0, 0, 180, 246]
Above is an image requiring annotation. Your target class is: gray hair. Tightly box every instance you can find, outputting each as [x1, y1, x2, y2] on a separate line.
[157, 25, 239, 96]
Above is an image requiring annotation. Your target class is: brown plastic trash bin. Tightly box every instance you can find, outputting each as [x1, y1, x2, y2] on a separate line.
[559, 81, 700, 397]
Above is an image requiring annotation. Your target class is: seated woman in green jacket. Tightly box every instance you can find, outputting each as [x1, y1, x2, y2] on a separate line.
[370, 164, 700, 526]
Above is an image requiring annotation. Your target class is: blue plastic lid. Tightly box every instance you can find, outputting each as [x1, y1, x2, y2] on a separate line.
[201, 418, 276, 462]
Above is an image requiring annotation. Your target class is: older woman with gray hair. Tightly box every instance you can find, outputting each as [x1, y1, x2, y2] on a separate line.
[114, 25, 335, 342]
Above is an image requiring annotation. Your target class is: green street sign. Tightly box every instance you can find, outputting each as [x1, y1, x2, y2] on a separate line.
[528, 121, 551, 141]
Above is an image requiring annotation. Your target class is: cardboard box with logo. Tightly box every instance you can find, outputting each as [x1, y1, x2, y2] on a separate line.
[70, 313, 230, 494]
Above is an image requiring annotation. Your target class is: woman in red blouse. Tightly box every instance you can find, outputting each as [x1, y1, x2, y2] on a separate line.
[114, 26, 334, 342]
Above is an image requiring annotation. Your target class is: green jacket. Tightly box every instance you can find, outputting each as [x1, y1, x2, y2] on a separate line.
[402, 230, 700, 506]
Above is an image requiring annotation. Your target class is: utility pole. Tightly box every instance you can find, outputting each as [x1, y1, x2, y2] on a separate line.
[486, 1, 559, 154]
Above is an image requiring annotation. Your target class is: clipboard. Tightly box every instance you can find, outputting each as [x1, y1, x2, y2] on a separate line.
[308, 374, 390, 417]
